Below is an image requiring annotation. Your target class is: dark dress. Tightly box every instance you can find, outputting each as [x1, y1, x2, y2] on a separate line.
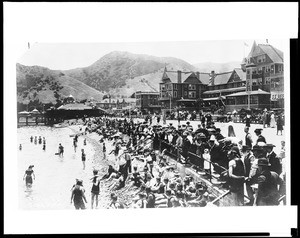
[72, 186, 86, 209]
[25, 170, 34, 184]
[277, 116, 283, 131]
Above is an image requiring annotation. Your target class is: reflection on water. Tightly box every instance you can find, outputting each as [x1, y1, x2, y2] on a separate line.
[18, 125, 106, 210]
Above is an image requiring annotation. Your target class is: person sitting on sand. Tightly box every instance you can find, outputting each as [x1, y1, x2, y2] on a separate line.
[129, 166, 144, 187]
[133, 193, 148, 209]
[100, 165, 116, 181]
[109, 193, 125, 209]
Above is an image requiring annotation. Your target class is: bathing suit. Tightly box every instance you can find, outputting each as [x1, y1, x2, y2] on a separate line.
[91, 177, 100, 195]
[25, 170, 33, 184]
[81, 153, 86, 161]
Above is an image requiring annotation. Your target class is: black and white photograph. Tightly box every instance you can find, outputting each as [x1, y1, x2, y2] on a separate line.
[16, 40, 287, 210]
[4, 2, 298, 235]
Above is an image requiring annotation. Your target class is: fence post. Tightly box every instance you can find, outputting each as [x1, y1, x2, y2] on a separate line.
[209, 161, 212, 182]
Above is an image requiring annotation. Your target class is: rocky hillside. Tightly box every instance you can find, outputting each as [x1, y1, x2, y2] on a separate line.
[64, 51, 197, 96]
[16, 63, 105, 105]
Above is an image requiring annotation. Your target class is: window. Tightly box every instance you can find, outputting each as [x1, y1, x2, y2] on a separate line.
[250, 95, 258, 104]
[247, 70, 250, 75]
[188, 84, 196, 90]
[188, 92, 196, 98]
[174, 84, 178, 90]
[174, 91, 177, 98]
[184, 91, 187, 96]
[236, 96, 247, 105]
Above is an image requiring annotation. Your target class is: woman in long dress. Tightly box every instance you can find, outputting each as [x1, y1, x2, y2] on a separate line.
[270, 112, 276, 128]
[222, 125, 243, 148]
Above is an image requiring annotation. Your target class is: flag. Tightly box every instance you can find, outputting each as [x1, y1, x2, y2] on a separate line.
[28, 42, 30, 49]
[244, 42, 249, 47]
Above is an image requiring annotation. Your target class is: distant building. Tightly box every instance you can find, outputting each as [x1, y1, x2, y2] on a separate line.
[95, 98, 136, 111]
[135, 91, 160, 114]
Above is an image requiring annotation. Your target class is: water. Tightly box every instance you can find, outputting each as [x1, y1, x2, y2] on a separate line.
[18, 125, 111, 210]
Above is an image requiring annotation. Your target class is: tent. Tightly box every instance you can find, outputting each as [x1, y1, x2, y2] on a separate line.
[31, 108, 40, 114]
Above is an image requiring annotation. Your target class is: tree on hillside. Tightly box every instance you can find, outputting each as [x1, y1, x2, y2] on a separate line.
[102, 94, 111, 100]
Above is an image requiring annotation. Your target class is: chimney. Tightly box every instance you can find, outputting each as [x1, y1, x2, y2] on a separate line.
[196, 71, 200, 80]
[177, 70, 182, 83]
[210, 71, 215, 86]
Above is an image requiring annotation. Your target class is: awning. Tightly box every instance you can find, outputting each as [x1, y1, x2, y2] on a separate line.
[18, 110, 30, 115]
[202, 86, 246, 94]
[176, 99, 197, 102]
[226, 89, 270, 97]
[57, 103, 93, 110]
[202, 97, 225, 101]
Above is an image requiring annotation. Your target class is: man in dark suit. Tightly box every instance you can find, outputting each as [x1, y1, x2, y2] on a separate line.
[254, 128, 266, 144]
[241, 145, 255, 205]
[264, 144, 282, 176]
[255, 158, 283, 206]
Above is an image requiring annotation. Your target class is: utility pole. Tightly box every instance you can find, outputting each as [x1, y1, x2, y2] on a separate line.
[168, 91, 172, 113]
[246, 63, 255, 110]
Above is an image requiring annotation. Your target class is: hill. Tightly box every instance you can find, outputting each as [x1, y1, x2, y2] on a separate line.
[17, 52, 243, 102]
[16, 63, 104, 105]
[64, 51, 197, 97]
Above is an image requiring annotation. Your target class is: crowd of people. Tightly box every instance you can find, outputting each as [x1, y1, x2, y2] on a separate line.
[63, 113, 286, 209]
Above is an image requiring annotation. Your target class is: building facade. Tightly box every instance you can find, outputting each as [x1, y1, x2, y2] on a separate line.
[241, 41, 284, 108]
[95, 98, 136, 111]
[135, 91, 160, 114]
[159, 68, 207, 111]
[158, 41, 284, 112]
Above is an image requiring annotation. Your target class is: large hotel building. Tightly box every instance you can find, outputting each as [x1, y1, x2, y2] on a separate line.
[158, 41, 284, 112]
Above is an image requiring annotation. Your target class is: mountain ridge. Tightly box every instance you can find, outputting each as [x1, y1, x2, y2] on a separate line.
[17, 51, 243, 103]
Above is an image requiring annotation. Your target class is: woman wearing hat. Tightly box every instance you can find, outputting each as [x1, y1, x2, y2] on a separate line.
[270, 112, 276, 128]
[23, 165, 35, 187]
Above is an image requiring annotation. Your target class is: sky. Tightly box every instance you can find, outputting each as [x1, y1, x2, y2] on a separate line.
[17, 39, 287, 70]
